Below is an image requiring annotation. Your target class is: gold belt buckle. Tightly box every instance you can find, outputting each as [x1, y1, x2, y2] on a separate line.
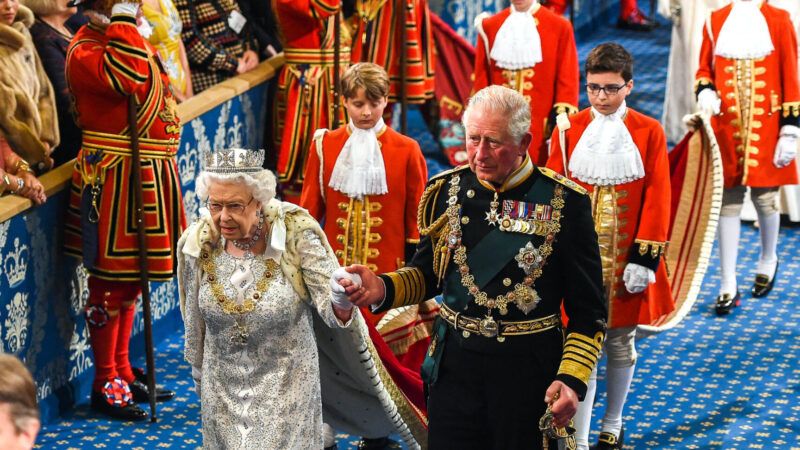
[479, 315, 499, 338]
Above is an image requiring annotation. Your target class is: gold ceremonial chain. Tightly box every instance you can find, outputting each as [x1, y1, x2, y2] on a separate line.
[199, 248, 277, 315]
[450, 184, 565, 316]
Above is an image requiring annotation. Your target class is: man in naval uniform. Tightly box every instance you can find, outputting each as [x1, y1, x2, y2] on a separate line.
[339, 85, 607, 449]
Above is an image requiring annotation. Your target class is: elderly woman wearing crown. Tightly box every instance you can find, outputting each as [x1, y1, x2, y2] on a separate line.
[178, 148, 424, 449]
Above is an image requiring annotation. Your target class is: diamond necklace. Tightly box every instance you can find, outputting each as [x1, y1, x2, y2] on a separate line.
[230, 211, 265, 259]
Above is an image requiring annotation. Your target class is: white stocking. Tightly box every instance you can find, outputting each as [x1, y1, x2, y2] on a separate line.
[600, 364, 635, 436]
[718, 215, 741, 296]
[574, 366, 597, 450]
[756, 211, 779, 278]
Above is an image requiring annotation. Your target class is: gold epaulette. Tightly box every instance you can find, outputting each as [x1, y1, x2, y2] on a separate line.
[417, 165, 470, 236]
[537, 167, 588, 195]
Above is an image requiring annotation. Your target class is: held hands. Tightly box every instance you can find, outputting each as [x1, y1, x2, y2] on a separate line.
[696, 88, 721, 116]
[774, 125, 800, 168]
[339, 265, 385, 307]
[622, 263, 655, 294]
[544, 381, 578, 428]
[330, 267, 361, 311]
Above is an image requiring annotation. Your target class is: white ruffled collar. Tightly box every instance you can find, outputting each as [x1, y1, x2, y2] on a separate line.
[568, 102, 645, 186]
[490, 2, 542, 70]
[328, 118, 388, 199]
[716, 0, 773, 59]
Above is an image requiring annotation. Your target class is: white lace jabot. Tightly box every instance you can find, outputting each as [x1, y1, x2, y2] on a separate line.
[568, 102, 645, 186]
[328, 118, 388, 199]
[490, 2, 543, 70]
[716, 0, 774, 59]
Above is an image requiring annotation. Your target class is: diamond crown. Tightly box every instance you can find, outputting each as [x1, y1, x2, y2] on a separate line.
[203, 148, 265, 174]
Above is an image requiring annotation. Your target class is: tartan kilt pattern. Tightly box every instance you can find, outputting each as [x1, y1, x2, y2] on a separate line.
[64, 153, 186, 282]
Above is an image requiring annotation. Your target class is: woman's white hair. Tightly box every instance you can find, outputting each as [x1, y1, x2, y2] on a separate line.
[462, 85, 531, 144]
[195, 169, 277, 207]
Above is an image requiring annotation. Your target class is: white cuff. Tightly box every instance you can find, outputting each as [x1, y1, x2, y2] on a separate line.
[780, 125, 800, 138]
[369, 278, 388, 312]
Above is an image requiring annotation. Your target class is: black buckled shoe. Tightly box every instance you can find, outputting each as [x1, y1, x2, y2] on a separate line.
[715, 291, 741, 315]
[356, 437, 402, 450]
[591, 427, 624, 450]
[90, 389, 147, 422]
[751, 260, 778, 298]
[131, 367, 176, 402]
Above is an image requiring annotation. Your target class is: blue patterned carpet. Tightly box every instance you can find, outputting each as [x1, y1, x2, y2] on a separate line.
[38, 9, 800, 450]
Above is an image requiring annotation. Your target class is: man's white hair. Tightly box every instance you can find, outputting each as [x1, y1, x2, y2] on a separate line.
[462, 85, 531, 144]
[195, 169, 277, 206]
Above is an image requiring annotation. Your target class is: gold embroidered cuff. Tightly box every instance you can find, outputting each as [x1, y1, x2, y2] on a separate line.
[385, 267, 427, 309]
[635, 239, 668, 258]
[553, 102, 578, 116]
[558, 332, 604, 384]
[782, 102, 800, 118]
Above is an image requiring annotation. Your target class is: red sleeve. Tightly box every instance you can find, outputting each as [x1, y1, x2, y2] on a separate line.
[554, 19, 579, 109]
[695, 19, 715, 90]
[70, 14, 153, 96]
[404, 143, 428, 243]
[472, 26, 490, 93]
[298, 133, 325, 221]
[277, 0, 340, 20]
[778, 12, 800, 118]
[634, 122, 671, 245]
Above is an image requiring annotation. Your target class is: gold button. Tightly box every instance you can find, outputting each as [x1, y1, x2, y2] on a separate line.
[503, 278, 512, 286]
[462, 330, 471, 338]
[461, 216, 470, 225]
[466, 189, 475, 198]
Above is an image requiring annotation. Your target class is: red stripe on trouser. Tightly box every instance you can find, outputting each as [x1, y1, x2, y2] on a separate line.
[88, 277, 140, 390]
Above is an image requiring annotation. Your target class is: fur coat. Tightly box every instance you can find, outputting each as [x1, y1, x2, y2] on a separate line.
[0, 4, 59, 170]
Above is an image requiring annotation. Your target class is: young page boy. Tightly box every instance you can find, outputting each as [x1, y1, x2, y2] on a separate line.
[546, 43, 674, 450]
[299, 62, 429, 450]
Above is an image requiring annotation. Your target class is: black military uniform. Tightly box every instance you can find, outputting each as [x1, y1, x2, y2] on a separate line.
[374, 156, 607, 450]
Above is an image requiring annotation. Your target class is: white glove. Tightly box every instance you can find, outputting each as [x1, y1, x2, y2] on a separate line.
[622, 263, 655, 294]
[137, 19, 154, 38]
[329, 268, 361, 310]
[696, 88, 721, 116]
[774, 125, 800, 168]
[111, 2, 139, 17]
[191, 366, 202, 399]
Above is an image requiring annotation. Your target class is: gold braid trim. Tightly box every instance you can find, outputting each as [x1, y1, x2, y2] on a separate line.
[553, 102, 578, 116]
[386, 267, 427, 309]
[781, 101, 800, 118]
[558, 332, 604, 384]
[417, 178, 447, 236]
[635, 239, 668, 258]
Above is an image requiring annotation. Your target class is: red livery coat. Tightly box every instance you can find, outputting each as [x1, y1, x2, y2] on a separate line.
[547, 108, 674, 328]
[473, 5, 579, 166]
[696, 2, 800, 188]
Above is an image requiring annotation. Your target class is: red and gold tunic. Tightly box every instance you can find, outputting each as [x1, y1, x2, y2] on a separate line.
[546, 108, 674, 328]
[350, 0, 435, 104]
[299, 125, 427, 274]
[63, 16, 186, 282]
[273, 0, 350, 199]
[696, 2, 800, 188]
[473, 5, 579, 166]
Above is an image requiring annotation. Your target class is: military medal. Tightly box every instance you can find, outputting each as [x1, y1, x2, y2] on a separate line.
[515, 242, 544, 275]
[485, 192, 500, 225]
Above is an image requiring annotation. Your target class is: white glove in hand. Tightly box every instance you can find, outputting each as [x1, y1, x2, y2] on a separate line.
[774, 125, 800, 168]
[623, 263, 655, 294]
[191, 366, 202, 399]
[329, 267, 361, 310]
[696, 88, 721, 116]
[111, 2, 139, 16]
